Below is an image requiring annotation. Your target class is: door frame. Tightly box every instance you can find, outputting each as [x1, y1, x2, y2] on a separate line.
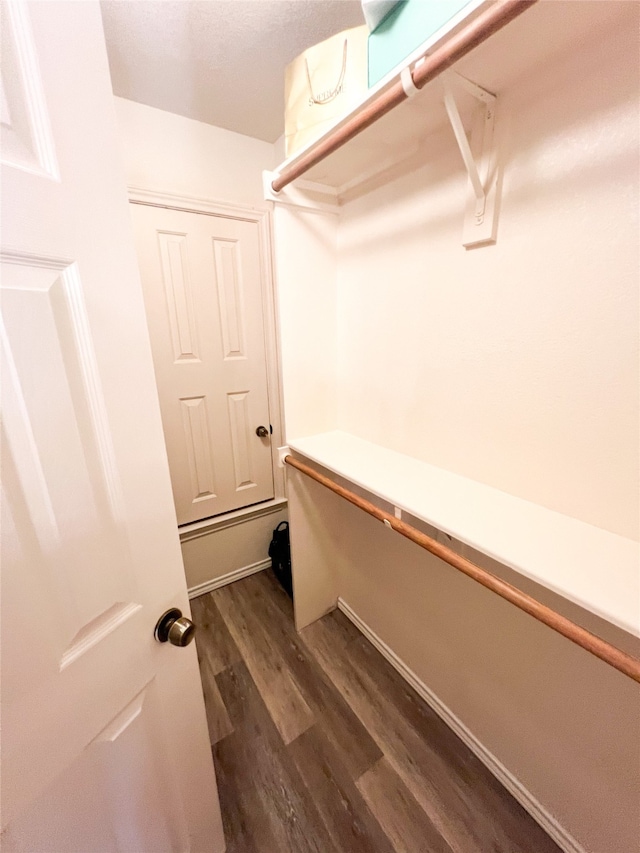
[127, 186, 286, 522]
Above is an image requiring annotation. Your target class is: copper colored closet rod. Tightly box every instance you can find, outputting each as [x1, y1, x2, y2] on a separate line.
[284, 455, 640, 684]
[272, 0, 538, 194]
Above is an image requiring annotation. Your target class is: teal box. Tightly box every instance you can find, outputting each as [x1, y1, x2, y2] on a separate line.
[368, 0, 477, 88]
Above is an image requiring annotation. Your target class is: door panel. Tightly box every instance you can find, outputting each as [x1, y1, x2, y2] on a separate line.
[0, 2, 224, 849]
[3, 679, 184, 853]
[131, 203, 275, 525]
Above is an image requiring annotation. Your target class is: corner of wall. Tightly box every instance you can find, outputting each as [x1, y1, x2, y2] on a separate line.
[111, 96, 275, 208]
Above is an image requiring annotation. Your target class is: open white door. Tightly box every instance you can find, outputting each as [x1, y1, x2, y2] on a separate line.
[0, 2, 225, 851]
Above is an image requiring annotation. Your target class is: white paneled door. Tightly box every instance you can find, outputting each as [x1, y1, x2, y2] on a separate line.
[0, 2, 224, 851]
[131, 202, 275, 525]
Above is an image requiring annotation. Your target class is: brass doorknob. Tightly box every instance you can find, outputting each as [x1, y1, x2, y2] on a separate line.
[154, 608, 196, 647]
[256, 425, 269, 438]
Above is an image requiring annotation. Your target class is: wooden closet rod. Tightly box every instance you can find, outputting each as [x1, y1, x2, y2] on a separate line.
[272, 0, 538, 194]
[284, 455, 640, 684]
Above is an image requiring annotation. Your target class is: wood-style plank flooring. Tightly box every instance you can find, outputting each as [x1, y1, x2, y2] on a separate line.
[191, 570, 561, 853]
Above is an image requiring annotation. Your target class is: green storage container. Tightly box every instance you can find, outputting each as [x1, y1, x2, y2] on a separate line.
[368, 0, 478, 88]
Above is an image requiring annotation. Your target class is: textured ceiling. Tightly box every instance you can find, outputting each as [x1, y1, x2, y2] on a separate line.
[100, 0, 365, 142]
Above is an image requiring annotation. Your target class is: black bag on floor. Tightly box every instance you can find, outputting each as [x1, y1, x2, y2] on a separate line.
[269, 521, 292, 598]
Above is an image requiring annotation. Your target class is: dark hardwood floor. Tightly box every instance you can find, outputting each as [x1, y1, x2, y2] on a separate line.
[191, 569, 561, 853]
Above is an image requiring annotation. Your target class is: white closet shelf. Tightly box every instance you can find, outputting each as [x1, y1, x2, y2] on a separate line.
[267, 1, 627, 201]
[287, 431, 640, 638]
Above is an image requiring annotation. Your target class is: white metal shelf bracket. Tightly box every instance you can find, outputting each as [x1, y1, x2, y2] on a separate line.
[441, 72, 499, 248]
[263, 170, 339, 216]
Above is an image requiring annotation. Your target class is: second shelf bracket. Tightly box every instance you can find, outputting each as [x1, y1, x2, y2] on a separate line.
[441, 71, 499, 248]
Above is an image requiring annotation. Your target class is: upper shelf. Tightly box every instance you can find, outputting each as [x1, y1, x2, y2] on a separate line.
[270, 0, 630, 200]
[287, 431, 640, 639]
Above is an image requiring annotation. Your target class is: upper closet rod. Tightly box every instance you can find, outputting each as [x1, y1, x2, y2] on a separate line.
[271, 0, 538, 194]
[284, 454, 640, 685]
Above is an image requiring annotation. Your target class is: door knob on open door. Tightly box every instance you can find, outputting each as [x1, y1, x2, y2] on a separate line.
[256, 425, 269, 438]
[154, 608, 196, 647]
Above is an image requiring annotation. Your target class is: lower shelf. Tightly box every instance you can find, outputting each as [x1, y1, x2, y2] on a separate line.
[287, 430, 639, 639]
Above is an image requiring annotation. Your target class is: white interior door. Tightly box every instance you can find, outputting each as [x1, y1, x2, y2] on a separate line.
[0, 3, 224, 851]
[131, 203, 275, 526]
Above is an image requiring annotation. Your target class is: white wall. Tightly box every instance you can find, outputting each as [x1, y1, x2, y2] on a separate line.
[113, 96, 275, 206]
[272, 204, 339, 440]
[181, 503, 287, 592]
[275, 6, 640, 853]
[336, 16, 639, 540]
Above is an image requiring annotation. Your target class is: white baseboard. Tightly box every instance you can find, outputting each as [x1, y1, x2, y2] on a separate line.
[188, 559, 271, 599]
[337, 598, 584, 853]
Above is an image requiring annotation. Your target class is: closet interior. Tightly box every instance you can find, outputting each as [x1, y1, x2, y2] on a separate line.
[265, 2, 640, 852]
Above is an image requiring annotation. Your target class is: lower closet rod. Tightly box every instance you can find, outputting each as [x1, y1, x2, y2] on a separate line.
[284, 455, 640, 685]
